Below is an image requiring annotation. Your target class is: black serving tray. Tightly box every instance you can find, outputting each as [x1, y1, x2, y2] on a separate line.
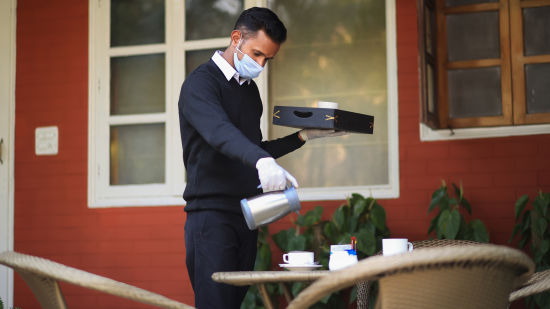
[272, 106, 374, 134]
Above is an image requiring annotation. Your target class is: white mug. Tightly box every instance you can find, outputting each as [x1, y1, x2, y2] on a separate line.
[283, 251, 314, 265]
[317, 101, 339, 109]
[382, 238, 413, 256]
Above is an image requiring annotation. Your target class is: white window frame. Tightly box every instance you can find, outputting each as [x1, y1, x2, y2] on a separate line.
[420, 123, 550, 141]
[88, 0, 399, 207]
[270, 0, 400, 201]
[88, 0, 187, 207]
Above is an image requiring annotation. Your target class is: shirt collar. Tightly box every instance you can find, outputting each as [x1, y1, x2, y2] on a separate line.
[211, 51, 250, 85]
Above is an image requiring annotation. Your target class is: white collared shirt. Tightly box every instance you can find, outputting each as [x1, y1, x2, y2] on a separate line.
[211, 50, 250, 85]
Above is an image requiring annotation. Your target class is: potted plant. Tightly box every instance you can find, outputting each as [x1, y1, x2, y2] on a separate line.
[427, 180, 489, 242]
[510, 191, 550, 309]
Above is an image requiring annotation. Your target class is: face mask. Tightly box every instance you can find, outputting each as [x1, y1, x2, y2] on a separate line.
[234, 40, 264, 79]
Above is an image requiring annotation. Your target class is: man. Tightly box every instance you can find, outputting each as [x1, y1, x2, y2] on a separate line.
[178, 7, 344, 308]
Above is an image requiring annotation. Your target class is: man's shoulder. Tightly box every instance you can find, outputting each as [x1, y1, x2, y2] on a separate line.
[188, 60, 220, 78]
[184, 60, 225, 87]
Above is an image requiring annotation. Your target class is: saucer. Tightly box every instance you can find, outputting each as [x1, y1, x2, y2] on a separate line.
[279, 263, 322, 271]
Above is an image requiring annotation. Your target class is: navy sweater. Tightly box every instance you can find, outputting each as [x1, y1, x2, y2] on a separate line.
[178, 59, 305, 213]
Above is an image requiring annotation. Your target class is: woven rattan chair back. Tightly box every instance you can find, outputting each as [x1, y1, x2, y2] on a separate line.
[0, 251, 193, 309]
[289, 244, 533, 309]
[355, 239, 482, 309]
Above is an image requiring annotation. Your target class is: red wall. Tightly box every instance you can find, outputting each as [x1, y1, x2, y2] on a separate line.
[13, 0, 549, 308]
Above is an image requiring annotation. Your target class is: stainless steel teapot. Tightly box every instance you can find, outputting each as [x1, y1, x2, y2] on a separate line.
[240, 186, 301, 230]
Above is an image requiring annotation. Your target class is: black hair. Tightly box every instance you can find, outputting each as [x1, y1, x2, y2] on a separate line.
[234, 7, 287, 44]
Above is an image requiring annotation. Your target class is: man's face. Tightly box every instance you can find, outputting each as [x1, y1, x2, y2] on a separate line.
[233, 29, 281, 67]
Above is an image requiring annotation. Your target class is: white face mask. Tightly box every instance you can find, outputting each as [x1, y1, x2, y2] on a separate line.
[233, 40, 264, 79]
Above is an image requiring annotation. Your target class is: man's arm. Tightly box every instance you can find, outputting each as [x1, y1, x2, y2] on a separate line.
[260, 132, 305, 159]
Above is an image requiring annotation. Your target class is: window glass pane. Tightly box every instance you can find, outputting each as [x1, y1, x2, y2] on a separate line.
[523, 6, 550, 56]
[448, 67, 502, 118]
[446, 11, 500, 61]
[525, 63, 550, 114]
[427, 64, 436, 114]
[186, 49, 218, 77]
[111, 0, 165, 47]
[445, 0, 497, 7]
[269, 0, 388, 187]
[110, 124, 165, 185]
[111, 54, 165, 115]
[425, 6, 435, 56]
[185, 0, 243, 40]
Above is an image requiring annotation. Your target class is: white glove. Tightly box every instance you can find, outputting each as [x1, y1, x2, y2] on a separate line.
[256, 157, 298, 192]
[298, 129, 348, 141]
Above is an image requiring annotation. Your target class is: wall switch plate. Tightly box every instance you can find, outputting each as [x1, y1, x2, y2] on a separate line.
[35, 126, 58, 155]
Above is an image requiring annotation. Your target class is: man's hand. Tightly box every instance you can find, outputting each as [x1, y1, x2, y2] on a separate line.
[256, 157, 298, 192]
[298, 129, 348, 141]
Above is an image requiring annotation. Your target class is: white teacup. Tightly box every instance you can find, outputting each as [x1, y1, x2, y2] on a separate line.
[382, 238, 413, 256]
[283, 251, 314, 265]
[317, 101, 339, 109]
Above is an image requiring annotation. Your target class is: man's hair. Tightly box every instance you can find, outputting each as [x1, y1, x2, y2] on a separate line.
[234, 7, 287, 44]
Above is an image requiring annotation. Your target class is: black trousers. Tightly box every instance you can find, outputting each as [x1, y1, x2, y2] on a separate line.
[185, 209, 258, 309]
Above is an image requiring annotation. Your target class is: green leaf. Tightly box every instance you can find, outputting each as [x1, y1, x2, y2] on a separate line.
[319, 293, 332, 304]
[371, 203, 387, 231]
[515, 195, 530, 220]
[461, 197, 472, 214]
[349, 217, 358, 233]
[438, 209, 461, 239]
[352, 196, 368, 219]
[428, 187, 446, 213]
[439, 195, 450, 212]
[510, 224, 521, 241]
[291, 282, 305, 297]
[333, 206, 346, 232]
[533, 217, 548, 239]
[449, 198, 458, 206]
[452, 183, 462, 201]
[447, 209, 461, 239]
[437, 209, 451, 238]
[534, 240, 550, 264]
[323, 222, 338, 243]
[257, 226, 268, 244]
[521, 211, 532, 233]
[428, 214, 439, 235]
[336, 232, 352, 246]
[299, 206, 323, 227]
[533, 193, 550, 218]
[255, 243, 272, 270]
[349, 285, 358, 304]
[288, 234, 307, 251]
[518, 236, 530, 249]
[349, 193, 365, 209]
[470, 219, 489, 243]
[357, 227, 377, 255]
[272, 229, 290, 252]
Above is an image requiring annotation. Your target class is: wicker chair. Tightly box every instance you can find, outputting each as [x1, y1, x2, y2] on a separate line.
[509, 268, 550, 302]
[287, 244, 534, 309]
[356, 239, 482, 308]
[0, 251, 193, 309]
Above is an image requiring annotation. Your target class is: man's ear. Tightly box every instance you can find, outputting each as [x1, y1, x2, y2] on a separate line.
[230, 30, 242, 47]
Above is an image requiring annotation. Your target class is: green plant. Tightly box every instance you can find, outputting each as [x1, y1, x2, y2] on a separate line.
[427, 180, 489, 242]
[510, 191, 550, 309]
